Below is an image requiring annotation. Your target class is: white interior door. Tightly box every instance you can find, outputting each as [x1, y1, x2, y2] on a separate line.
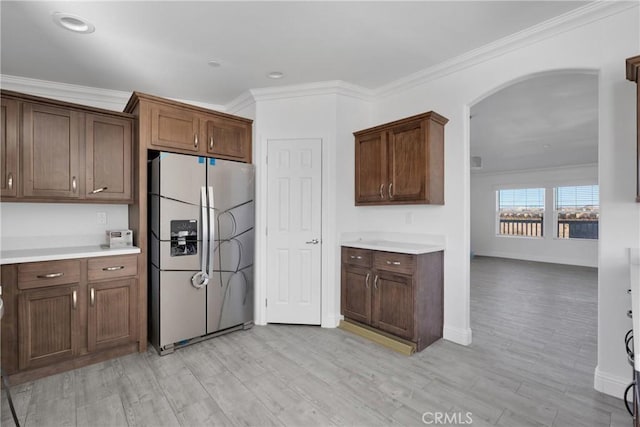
[266, 139, 322, 324]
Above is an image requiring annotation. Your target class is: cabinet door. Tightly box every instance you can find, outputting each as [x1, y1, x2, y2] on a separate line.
[18, 285, 80, 370]
[387, 120, 425, 203]
[150, 105, 200, 152]
[341, 265, 372, 324]
[372, 270, 414, 340]
[87, 279, 137, 352]
[355, 132, 387, 204]
[85, 114, 133, 202]
[1, 98, 18, 198]
[205, 117, 251, 162]
[22, 103, 81, 199]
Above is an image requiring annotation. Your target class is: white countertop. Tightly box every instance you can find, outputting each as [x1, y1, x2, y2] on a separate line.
[342, 240, 445, 254]
[0, 245, 141, 265]
[341, 231, 445, 255]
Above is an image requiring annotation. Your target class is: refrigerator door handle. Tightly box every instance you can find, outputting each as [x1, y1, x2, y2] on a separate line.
[208, 186, 216, 279]
[191, 186, 210, 289]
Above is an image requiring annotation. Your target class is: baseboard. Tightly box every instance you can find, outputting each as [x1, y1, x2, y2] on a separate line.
[474, 251, 597, 268]
[321, 313, 340, 328]
[594, 365, 630, 399]
[443, 325, 473, 346]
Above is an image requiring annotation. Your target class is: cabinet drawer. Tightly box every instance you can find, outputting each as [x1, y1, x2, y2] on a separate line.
[342, 247, 372, 268]
[373, 251, 416, 274]
[18, 260, 81, 290]
[88, 255, 138, 281]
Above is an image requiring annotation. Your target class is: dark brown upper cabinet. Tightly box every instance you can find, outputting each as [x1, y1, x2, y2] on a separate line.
[354, 111, 448, 206]
[22, 102, 82, 199]
[0, 90, 135, 204]
[626, 55, 640, 202]
[85, 113, 133, 202]
[1, 97, 19, 198]
[126, 92, 253, 163]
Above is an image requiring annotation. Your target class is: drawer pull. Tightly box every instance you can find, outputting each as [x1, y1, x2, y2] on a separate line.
[194, 133, 199, 148]
[36, 272, 64, 279]
[386, 261, 401, 266]
[365, 273, 370, 289]
[90, 186, 108, 194]
[350, 255, 363, 260]
[72, 290, 77, 310]
[374, 275, 379, 289]
[102, 266, 125, 272]
[7, 173, 13, 190]
[209, 136, 214, 150]
[379, 184, 385, 199]
[90, 288, 95, 307]
[72, 176, 77, 193]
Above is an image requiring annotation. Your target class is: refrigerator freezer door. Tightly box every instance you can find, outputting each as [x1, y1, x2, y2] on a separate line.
[160, 270, 207, 347]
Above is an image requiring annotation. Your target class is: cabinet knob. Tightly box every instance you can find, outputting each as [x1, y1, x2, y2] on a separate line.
[7, 173, 13, 190]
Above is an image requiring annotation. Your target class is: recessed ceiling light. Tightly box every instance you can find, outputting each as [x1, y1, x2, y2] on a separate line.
[52, 12, 95, 34]
[267, 71, 284, 79]
[207, 60, 222, 68]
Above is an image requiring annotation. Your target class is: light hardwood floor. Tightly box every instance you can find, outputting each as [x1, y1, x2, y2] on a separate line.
[1, 256, 630, 426]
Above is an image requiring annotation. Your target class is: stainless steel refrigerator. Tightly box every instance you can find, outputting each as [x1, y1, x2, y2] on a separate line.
[149, 152, 255, 355]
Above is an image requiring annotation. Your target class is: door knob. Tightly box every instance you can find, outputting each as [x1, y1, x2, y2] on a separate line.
[305, 239, 320, 244]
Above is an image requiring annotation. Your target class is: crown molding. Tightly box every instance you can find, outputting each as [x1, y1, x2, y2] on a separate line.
[0, 74, 131, 111]
[225, 90, 257, 115]
[375, 1, 639, 98]
[247, 80, 374, 103]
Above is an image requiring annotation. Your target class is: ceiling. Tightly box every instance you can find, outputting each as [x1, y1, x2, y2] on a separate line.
[470, 72, 598, 174]
[1, 1, 590, 106]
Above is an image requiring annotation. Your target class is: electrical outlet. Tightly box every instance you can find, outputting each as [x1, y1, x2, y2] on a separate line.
[97, 212, 107, 225]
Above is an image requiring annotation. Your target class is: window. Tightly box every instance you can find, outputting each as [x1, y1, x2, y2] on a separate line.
[497, 188, 545, 237]
[555, 185, 599, 239]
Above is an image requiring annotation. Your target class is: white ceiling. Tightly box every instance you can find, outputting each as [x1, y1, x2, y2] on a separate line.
[1, 1, 590, 105]
[470, 72, 598, 174]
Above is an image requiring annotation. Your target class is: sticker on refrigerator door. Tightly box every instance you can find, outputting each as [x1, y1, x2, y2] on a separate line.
[210, 158, 216, 166]
[198, 157, 205, 164]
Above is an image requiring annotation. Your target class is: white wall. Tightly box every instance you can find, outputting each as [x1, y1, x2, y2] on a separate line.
[0, 202, 129, 250]
[249, 90, 372, 327]
[471, 164, 598, 267]
[365, 4, 639, 397]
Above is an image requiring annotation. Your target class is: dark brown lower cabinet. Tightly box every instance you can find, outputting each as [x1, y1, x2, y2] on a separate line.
[373, 270, 413, 340]
[18, 284, 80, 370]
[2, 254, 140, 383]
[88, 278, 137, 353]
[341, 246, 443, 351]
